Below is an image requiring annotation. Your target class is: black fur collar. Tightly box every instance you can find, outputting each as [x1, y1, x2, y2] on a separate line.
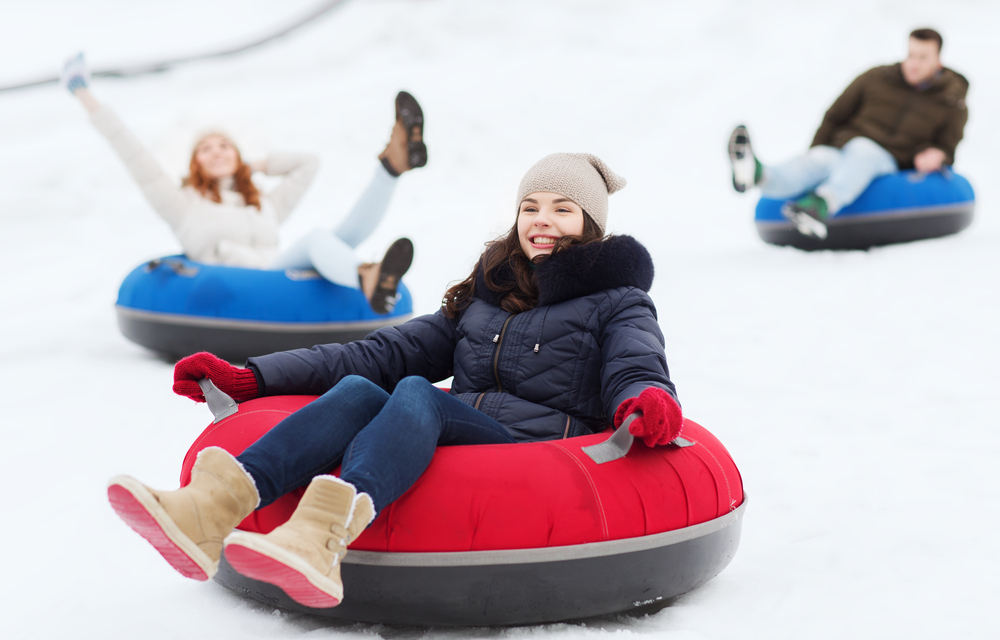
[475, 235, 654, 308]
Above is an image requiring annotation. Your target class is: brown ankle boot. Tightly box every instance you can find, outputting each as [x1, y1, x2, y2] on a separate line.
[377, 91, 426, 176]
[107, 447, 259, 581]
[223, 476, 375, 608]
[359, 238, 413, 315]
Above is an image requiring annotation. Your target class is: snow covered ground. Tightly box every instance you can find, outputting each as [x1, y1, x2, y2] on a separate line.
[2, 1, 998, 638]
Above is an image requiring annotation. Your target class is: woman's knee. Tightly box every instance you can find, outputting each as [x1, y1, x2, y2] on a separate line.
[393, 375, 437, 396]
[303, 228, 333, 246]
[333, 374, 370, 390]
[387, 377, 443, 424]
[324, 375, 385, 403]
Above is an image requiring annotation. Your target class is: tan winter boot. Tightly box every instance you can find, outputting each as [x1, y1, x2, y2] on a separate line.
[107, 446, 259, 581]
[222, 475, 375, 608]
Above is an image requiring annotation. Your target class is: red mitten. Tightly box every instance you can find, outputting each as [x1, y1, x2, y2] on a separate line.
[172, 352, 259, 403]
[613, 387, 683, 447]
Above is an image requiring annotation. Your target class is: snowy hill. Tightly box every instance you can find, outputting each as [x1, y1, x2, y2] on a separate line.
[1, 1, 997, 638]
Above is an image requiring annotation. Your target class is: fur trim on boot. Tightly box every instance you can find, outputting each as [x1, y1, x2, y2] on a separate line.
[223, 475, 375, 608]
[107, 446, 259, 581]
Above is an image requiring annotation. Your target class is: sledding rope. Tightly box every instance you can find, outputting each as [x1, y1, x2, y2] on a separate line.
[0, 0, 351, 93]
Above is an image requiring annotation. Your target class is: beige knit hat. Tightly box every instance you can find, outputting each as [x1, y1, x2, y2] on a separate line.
[150, 112, 271, 179]
[515, 153, 626, 233]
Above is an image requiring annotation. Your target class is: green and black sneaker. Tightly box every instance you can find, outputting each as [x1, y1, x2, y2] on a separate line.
[781, 193, 829, 239]
[728, 124, 763, 193]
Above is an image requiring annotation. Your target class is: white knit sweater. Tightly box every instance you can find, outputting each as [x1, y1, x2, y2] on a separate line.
[89, 106, 319, 268]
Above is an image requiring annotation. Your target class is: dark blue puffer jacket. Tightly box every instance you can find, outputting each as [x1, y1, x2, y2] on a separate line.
[248, 235, 677, 442]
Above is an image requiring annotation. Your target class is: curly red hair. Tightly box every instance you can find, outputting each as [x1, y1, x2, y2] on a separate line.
[183, 140, 261, 210]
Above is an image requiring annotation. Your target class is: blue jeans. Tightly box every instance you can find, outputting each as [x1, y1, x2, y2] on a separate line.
[760, 137, 898, 215]
[236, 376, 517, 515]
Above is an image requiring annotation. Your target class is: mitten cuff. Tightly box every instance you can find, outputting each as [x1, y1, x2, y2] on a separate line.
[613, 397, 639, 429]
[643, 388, 683, 445]
[228, 367, 260, 403]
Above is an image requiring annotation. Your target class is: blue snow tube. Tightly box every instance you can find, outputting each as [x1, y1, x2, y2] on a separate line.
[115, 256, 413, 361]
[754, 169, 975, 250]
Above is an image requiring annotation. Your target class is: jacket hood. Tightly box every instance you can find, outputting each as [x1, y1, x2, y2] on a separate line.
[475, 235, 655, 308]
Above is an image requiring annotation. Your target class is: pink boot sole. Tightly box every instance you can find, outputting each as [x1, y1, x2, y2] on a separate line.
[107, 483, 210, 581]
[224, 543, 341, 609]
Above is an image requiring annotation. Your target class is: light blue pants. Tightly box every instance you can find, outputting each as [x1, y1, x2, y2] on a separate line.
[271, 164, 398, 287]
[760, 137, 898, 215]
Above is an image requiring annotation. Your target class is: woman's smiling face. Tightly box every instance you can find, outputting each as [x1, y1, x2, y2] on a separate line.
[517, 191, 585, 260]
[193, 134, 240, 180]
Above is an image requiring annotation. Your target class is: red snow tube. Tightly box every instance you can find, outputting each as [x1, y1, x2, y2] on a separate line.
[181, 394, 745, 625]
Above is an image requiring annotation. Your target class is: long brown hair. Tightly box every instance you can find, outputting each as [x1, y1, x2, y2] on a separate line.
[443, 212, 604, 317]
[183, 142, 261, 210]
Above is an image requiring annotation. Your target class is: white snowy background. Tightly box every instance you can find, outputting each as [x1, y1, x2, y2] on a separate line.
[1, 0, 997, 638]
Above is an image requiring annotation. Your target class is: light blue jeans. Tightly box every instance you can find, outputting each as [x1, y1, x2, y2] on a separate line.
[760, 137, 898, 215]
[270, 164, 399, 287]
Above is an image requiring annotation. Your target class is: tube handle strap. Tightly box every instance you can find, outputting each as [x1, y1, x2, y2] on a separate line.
[582, 413, 638, 464]
[198, 378, 238, 423]
[582, 412, 695, 464]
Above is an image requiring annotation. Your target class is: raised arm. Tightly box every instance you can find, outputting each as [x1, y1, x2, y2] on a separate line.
[63, 54, 190, 228]
[85, 99, 191, 227]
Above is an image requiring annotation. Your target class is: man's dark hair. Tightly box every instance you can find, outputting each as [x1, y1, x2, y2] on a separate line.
[910, 28, 943, 52]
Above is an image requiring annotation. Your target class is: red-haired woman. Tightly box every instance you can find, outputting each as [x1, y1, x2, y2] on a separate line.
[62, 53, 423, 313]
[108, 152, 684, 609]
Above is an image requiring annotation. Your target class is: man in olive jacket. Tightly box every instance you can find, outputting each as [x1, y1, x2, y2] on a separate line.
[728, 28, 969, 238]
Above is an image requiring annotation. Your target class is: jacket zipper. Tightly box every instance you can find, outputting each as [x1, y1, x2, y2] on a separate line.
[533, 305, 550, 353]
[492, 315, 514, 392]
[562, 415, 571, 439]
[474, 393, 485, 410]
